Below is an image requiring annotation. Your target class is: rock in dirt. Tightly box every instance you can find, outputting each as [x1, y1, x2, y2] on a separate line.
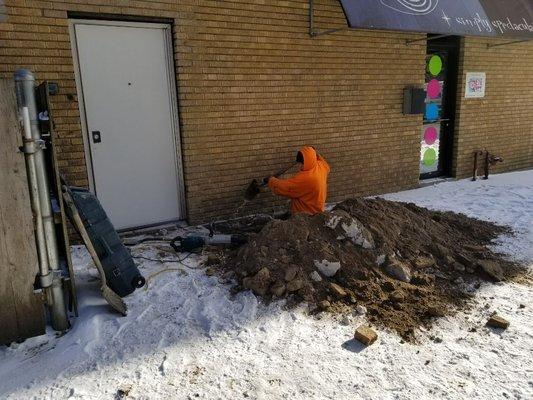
[453, 262, 466, 273]
[329, 283, 347, 298]
[464, 244, 486, 253]
[445, 255, 456, 266]
[286, 279, 305, 292]
[385, 259, 412, 283]
[376, 254, 386, 266]
[355, 305, 367, 315]
[354, 326, 378, 346]
[340, 315, 352, 326]
[314, 259, 341, 277]
[309, 271, 322, 282]
[205, 267, 216, 276]
[411, 273, 434, 286]
[318, 300, 331, 310]
[426, 305, 445, 318]
[223, 270, 236, 280]
[390, 290, 406, 303]
[486, 314, 510, 329]
[270, 281, 286, 297]
[432, 243, 451, 259]
[381, 281, 396, 292]
[243, 267, 271, 296]
[413, 256, 435, 269]
[117, 384, 132, 399]
[478, 260, 504, 281]
[205, 254, 220, 266]
[456, 253, 476, 269]
[284, 265, 299, 282]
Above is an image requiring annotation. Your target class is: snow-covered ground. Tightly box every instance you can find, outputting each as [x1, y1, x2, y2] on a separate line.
[1, 170, 532, 400]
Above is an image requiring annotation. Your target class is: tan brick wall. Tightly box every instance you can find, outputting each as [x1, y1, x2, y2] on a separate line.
[453, 37, 533, 178]
[7, 1, 507, 225]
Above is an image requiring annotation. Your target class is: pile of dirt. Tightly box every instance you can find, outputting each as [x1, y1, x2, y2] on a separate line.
[216, 198, 520, 341]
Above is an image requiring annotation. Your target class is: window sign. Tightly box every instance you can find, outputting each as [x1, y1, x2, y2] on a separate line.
[420, 53, 445, 175]
[465, 72, 486, 98]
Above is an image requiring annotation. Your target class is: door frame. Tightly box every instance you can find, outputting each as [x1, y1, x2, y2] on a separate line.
[421, 35, 460, 180]
[68, 18, 187, 220]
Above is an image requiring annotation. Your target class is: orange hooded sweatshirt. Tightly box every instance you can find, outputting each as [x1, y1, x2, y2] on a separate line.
[268, 146, 330, 215]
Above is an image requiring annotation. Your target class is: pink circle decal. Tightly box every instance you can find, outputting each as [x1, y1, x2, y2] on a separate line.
[424, 127, 438, 144]
[427, 79, 441, 99]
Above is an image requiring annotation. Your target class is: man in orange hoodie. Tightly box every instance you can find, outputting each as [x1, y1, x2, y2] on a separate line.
[265, 146, 330, 215]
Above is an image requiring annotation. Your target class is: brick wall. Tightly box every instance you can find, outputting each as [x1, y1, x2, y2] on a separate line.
[174, 2, 427, 222]
[0, 0, 428, 224]
[453, 37, 533, 178]
[8, 1, 530, 226]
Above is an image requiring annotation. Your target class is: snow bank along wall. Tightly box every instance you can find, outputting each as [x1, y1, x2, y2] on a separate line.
[0, 0, 531, 224]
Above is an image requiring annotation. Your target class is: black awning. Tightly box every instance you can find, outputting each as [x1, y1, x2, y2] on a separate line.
[338, 0, 533, 39]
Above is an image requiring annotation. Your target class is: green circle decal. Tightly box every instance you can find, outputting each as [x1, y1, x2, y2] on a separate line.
[428, 55, 442, 76]
[423, 148, 437, 166]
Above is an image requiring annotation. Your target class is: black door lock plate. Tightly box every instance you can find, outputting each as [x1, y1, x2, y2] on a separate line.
[92, 131, 102, 143]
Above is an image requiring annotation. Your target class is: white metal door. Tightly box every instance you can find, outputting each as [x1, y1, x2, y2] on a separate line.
[72, 21, 184, 229]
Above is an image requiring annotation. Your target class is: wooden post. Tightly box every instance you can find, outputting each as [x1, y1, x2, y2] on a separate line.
[0, 79, 46, 344]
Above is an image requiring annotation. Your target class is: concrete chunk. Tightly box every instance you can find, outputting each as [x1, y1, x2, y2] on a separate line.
[385, 259, 412, 283]
[329, 282, 347, 298]
[354, 326, 378, 346]
[486, 314, 509, 329]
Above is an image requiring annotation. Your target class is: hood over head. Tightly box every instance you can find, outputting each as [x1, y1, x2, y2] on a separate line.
[299, 146, 318, 171]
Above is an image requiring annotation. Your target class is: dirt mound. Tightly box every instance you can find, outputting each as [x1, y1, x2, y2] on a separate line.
[218, 198, 520, 341]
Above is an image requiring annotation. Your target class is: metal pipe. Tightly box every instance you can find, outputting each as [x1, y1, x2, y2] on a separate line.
[14, 70, 60, 272]
[483, 151, 490, 180]
[309, 0, 349, 38]
[311, 27, 349, 37]
[487, 39, 532, 49]
[21, 107, 50, 278]
[472, 150, 483, 181]
[15, 69, 69, 331]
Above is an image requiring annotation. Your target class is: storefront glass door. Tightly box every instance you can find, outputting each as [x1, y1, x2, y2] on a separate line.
[420, 36, 460, 179]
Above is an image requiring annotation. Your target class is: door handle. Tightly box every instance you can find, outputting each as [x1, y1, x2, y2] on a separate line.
[423, 118, 451, 124]
[92, 130, 102, 143]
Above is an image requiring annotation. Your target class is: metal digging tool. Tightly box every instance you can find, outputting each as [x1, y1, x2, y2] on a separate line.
[63, 189, 128, 316]
[244, 163, 296, 201]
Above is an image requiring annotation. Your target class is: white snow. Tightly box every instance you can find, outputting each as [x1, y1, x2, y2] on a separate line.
[1, 170, 532, 400]
[314, 259, 342, 277]
[327, 211, 374, 249]
[340, 220, 374, 249]
[325, 214, 341, 229]
[376, 254, 386, 266]
[384, 170, 533, 263]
